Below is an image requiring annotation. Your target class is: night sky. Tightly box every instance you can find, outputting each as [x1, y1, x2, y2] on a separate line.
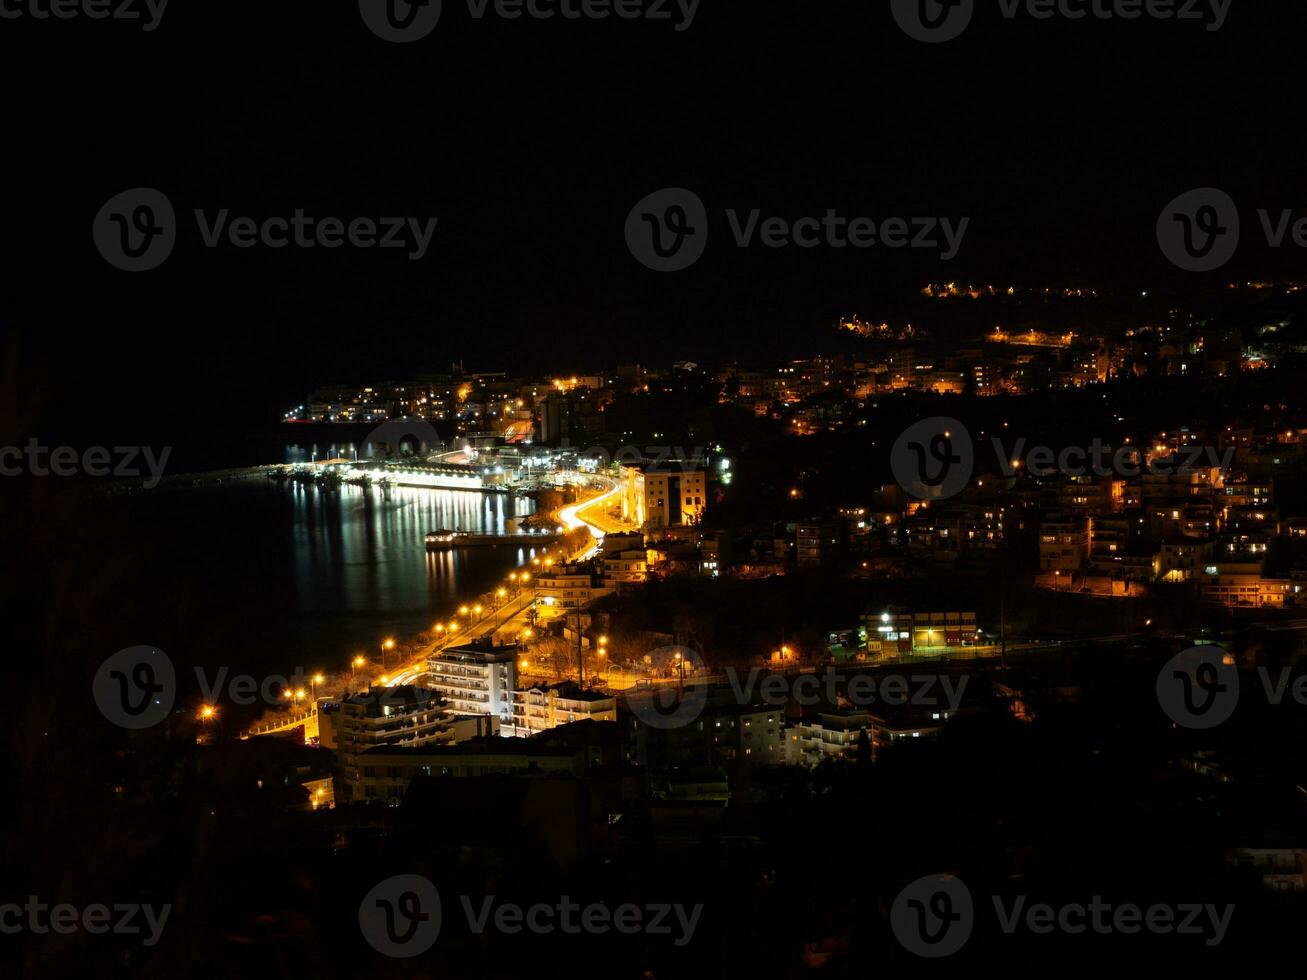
[6, 0, 1306, 449]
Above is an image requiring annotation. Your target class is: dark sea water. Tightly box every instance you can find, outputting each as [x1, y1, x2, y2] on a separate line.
[118, 480, 543, 699]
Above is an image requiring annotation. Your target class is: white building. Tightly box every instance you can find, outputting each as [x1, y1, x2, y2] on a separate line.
[426, 642, 518, 725]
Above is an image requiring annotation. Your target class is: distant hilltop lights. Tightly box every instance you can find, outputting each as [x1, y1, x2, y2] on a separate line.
[922, 283, 1099, 299]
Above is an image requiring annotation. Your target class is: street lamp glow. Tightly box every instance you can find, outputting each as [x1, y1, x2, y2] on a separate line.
[313, 673, 324, 685]
[352, 655, 365, 668]
[459, 605, 470, 615]
[199, 705, 216, 720]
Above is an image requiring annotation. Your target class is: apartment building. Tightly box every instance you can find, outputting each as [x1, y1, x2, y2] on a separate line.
[335, 685, 458, 791]
[426, 641, 519, 723]
[509, 682, 617, 737]
[620, 462, 707, 529]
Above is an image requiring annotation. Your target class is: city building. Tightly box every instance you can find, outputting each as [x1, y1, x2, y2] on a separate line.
[796, 521, 843, 567]
[427, 640, 519, 723]
[533, 563, 613, 617]
[508, 682, 618, 737]
[335, 685, 459, 792]
[620, 462, 707, 529]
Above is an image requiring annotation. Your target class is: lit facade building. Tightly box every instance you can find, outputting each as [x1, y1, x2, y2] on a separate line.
[336, 685, 458, 791]
[533, 564, 613, 617]
[426, 641, 519, 724]
[508, 682, 617, 737]
[620, 462, 707, 529]
[861, 610, 978, 655]
[1201, 562, 1291, 608]
[1039, 515, 1089, 577]
[599, 532, 648, 588]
